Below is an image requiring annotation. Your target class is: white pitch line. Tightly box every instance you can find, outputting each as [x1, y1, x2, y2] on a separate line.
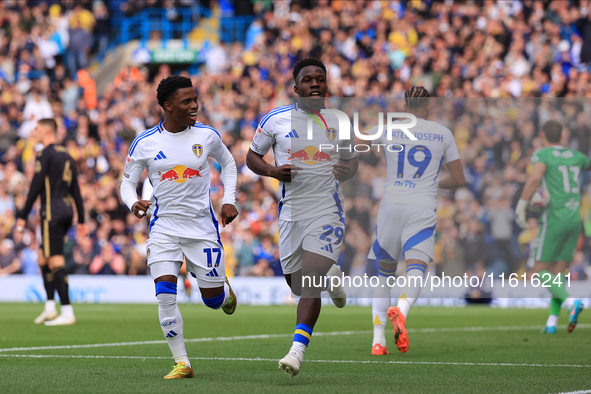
[0, 331, 368, 353]
[408, 324, 591, 333]
[0, 354, 589, 368]
[1, 324, 588, 353]
[552, 391, 591, 394]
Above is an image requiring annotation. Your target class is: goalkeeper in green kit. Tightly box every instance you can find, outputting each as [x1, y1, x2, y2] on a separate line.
[516, 120, 588, 334]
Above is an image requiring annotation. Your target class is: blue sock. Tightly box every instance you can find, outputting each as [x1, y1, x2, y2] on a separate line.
[293, 323, 313, 348]
[155, 281, 177, 296]
[202, 291, 225, 310]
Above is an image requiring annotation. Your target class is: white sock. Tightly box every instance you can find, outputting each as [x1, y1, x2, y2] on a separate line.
[372, 274, 391, 347]
[220, 282, 230, 308]
[290, 341, 306, 360]
[45, 300, 56, 312]
[60, 304, 74, 318]
[546, 314, 559, 327]
[157, 293, 191, 368]
[373, 324, 386, 347]
[398, 266, 426, 318]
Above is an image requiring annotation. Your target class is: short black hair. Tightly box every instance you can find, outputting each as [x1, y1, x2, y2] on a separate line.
[405, 86, 430, 111]
[292, 58, 327, 82]
[156, 76, 193, 109]
[542, 120, 563, 143]
[38, 118, 57, 134]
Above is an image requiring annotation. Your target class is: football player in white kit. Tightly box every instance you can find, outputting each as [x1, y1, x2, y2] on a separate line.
[246, 58, 358, 376]
[369, 87, 465, 355]
[120, 76, 239, 379]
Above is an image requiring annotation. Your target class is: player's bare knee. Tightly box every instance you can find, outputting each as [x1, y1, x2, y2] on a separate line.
[154, 274, 177, 285]
[288, 272, 303, 296]
[200, 285, 224, 299]
[300, 272, 325, 298]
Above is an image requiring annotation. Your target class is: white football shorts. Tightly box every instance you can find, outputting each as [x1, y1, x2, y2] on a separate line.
[278, 212, 345, 275]
[147, 231, 225, 288]
[368, 203, 437, 265]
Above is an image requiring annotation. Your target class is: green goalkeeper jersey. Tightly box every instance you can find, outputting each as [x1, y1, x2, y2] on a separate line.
[531, 146, 590, 222]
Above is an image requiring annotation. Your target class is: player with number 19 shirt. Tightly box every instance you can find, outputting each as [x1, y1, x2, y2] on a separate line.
[369, 87, 464, 356]
[367, 107, 460, 266]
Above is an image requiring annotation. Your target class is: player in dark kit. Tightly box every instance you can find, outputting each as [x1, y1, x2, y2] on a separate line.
[16, 119, 87, 326]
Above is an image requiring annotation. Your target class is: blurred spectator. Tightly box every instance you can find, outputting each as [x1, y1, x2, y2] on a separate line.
[570, 251, 588, 280]
[464, 261, 493, 305]
[70, 236, 96, 275]
[459, 220, 489, 271]
[237, 230, 258, 276]
[437, 225, 465, 278]
[518, 217, 540, 271]
[253, 235, 281, 276]
[0, 239, 20, 276]
[488, 197, 516, 274]
[92, 1, 110, 58]
[69, 4, 95, 33]
[18, 233, 38, 275]
[0, 183, 15, 215]
[89, 242, 125, 275]
[67, 20, 92, 79]
[250, 258, 274, 277]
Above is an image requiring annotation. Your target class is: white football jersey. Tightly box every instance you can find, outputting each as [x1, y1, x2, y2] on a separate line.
[250, 104, 355, 222]
[123, 121, 234, 240]
[370, 118, 460, 210]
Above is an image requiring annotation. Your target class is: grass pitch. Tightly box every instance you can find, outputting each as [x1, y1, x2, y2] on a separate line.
[0, 303, 589, 393]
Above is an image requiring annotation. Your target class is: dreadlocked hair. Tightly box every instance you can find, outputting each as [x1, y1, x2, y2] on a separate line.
[156, 76, 193, 109]
[292, 57, 327, 81]
[404, 86, 430, 111]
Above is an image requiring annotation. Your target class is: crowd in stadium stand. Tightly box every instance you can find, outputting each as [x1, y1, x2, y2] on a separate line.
[0, 0, 590, 281]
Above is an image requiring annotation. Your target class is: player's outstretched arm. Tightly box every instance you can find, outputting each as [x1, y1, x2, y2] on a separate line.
[515, 161, 546, 229]
[71, 166, 88, 238]
[121, 145, 150, 218]
[70, 160, 85, 221]
[120, 177, 151, 219]
[246, 149, 302, 182]
[211, 142, 239, 227]
[438, 159, 465, 189]
[16, 149, 50, 226]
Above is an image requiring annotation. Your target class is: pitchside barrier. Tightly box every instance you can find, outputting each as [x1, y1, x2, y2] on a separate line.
[0, 276, 589, 308]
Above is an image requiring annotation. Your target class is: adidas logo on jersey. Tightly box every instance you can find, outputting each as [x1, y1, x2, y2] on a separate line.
[154, 151, 167, 160]
[205, 268, 219, 277]
[285, 129, 300, 138]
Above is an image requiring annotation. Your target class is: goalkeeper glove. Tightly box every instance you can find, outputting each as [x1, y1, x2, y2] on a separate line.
[515, 199, 528, 230]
